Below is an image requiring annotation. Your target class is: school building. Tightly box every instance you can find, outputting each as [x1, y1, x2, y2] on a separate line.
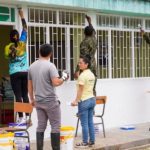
[0, 0, 150, 140]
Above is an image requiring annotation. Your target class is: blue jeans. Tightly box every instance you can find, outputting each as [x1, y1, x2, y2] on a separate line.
[78, 97, 96, 143]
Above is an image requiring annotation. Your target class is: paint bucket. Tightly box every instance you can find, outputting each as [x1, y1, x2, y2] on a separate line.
[60, 126, 75, 150]
[0, 132, 14, 150]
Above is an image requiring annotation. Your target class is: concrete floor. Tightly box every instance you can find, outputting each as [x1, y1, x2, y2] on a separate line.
[30, 123, 150, 150]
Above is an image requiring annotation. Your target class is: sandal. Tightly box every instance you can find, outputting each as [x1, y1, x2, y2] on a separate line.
[75, 142, 89, 148]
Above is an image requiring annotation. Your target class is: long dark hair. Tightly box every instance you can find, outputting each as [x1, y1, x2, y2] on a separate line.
[10, 29, 19, 47]
[80, 55, 91, 68]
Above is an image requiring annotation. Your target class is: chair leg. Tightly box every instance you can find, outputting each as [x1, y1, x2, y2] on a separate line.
[101, 117, 106, 138]
[75, 118, 80, 137]
[26, 130, 30, 149]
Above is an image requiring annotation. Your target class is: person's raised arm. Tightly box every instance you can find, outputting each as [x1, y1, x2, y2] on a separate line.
[18, 8, 27, 31]
[85, 15, 96, 36]
[86, 15, 92, 27]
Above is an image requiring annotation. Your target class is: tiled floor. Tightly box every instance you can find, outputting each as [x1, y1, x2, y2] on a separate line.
[31, 123, 150, 150]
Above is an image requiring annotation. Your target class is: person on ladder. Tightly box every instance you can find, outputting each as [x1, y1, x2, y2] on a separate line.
[4, 8, 29, 123]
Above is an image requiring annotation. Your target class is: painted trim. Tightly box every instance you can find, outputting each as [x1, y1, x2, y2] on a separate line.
[0, 0, 150, 17]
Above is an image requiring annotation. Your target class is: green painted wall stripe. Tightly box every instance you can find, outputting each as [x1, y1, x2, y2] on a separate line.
[13, 0, 150, 16]
[100, 10, 150, 17]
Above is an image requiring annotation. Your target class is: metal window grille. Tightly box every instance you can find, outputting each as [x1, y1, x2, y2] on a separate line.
[97, 30, 109, 79]
[28, 8, 150, 80]
[111, 30, 132, 78]
[97, 14, 120, 28]
[97, 14, 150, 79]
[134, 32, 150, 77]
[145, 19, 150, 30]
[49, 27, 66, 75]
[28, 8, 56, 24]
[123, 17, 142, 29]
[70, 28, 84, 80]
[28, 26, 46, 64]
[59, 11, 85, 25]
[28, 8, 85, 78]
[28, 26, 67, 76]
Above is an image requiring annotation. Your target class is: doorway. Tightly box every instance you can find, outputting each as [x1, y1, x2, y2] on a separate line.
[0, 25, 13, 79]
[0, 25, 14, 127]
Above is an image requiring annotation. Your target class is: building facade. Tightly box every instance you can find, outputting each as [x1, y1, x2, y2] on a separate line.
[0, 0, 150, 140]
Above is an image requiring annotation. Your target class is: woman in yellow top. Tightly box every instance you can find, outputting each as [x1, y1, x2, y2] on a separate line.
[72, 55, 96, 148]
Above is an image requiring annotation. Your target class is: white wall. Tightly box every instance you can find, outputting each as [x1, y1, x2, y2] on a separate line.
[29, 78, 150, 140]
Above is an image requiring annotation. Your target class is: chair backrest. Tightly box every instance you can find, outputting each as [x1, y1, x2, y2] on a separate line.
[14, 102, 33, 113]
[96, 96, 107, 104]
[95, 96, 107, 117]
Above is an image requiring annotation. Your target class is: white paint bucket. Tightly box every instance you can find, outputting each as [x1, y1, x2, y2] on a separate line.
[60, 126, 75, 150]
[0, 132, 14, 150]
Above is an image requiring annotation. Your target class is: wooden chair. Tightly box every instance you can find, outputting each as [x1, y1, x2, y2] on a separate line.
[75, 96, 107, 137]
[0, 102, 33, 149]
[94, 96, 107, 137]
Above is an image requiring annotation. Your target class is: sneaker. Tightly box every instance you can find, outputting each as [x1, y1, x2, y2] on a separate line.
[16, 117, 23, 123]
[19, 118, 27, 124]
[14, 118, 27, 128]
[15, 118, 27, 126]
[75, 142, 89, 148]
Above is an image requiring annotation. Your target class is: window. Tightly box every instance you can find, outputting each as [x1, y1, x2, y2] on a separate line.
[0, 6, 15, 22]
[97, 14, 150, 79]
[97, 30, 109, 78]
[28, 26, 46, 64]
[111, 31, 132, 78]
[59, 11, 85, 26]
[28, 8, 85, 78]
[97, 15, 120, 28]
[28, 8, 56, 24]
[145, 19, 150, 30]
[28, 8, 150, 80]
[70, 28, 84, 80]
[49, 27, 66, 75]
[123, 17, 142, 29]
[134, 32, 150, 77]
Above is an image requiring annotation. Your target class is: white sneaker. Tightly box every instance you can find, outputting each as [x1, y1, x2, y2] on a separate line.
[19, 118, 27, 124]
[16, 118, 27, 126]
[16, 117, 23, 123]
[15, 118, 27, 128]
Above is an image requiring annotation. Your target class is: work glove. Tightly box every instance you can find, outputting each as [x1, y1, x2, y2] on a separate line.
[61, 70, 69, 81]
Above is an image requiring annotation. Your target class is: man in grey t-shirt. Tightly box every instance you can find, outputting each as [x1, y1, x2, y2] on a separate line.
[28, 44, 68, 150]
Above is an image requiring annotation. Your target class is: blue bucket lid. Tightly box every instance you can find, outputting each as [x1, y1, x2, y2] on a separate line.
[9, 123, 27, 126]
[15, 132, 24, 136]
